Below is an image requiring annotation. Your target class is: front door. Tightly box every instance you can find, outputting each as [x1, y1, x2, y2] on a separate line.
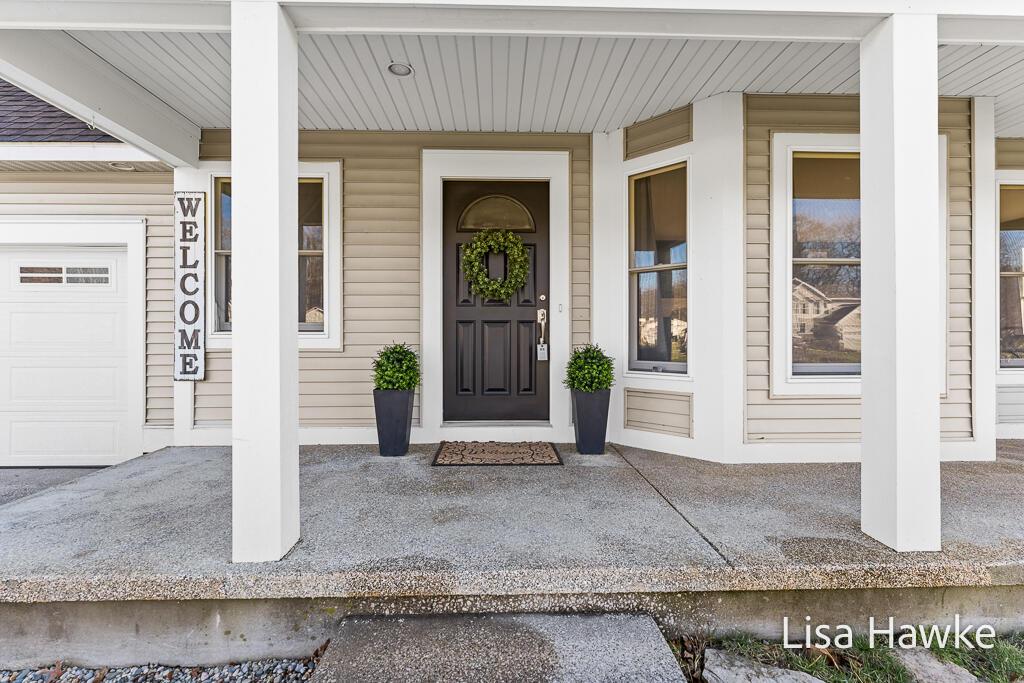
[443, 180, 550, 421]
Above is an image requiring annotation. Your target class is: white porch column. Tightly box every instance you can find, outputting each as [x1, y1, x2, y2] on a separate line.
[859, 13, 942, 551]
[230, 0, 300, 562]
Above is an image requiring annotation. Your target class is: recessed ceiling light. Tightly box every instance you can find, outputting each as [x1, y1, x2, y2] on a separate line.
[108, 162, 135, 171]
[386, 61, 414, 77]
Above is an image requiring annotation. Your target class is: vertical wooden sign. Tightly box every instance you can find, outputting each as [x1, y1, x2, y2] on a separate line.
[174, 191, 206, 380]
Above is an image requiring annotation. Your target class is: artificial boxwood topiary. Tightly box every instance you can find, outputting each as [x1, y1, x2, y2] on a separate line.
[373, 343, 421, 391]
[564, 344, 615, 393]
[460, 228, 530, 302]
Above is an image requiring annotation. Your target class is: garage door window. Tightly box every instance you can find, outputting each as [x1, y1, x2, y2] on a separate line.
[17, 264, 112, 286]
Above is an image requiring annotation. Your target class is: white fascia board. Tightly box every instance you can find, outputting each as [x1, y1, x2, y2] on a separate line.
[939, 17, 1024, 44]
[0, 142, 159, 162]
[0, 30, 200, 167]
[284, 0, 1024, 20]
[289, 6, 882, 41]
[0, 1, 230, 32]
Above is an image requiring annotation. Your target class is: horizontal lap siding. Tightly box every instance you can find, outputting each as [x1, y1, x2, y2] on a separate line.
[624, 388, 693, 437]
[997, 386, 1024, 423]
[996, 138, 1024, 169]
[744, 95, 973, 442]
[996, 139, 1024, 423]
[0, 172, 174, 425]
[623, 106, 692, 160]
[195, 130, 590, 426]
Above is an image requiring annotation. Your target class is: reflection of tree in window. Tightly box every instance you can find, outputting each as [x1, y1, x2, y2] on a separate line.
[1000, 185, 1024, 367]
[629, 163, 687, 372]
[790, 152, 861, 375]
[214, 177, 326, 333]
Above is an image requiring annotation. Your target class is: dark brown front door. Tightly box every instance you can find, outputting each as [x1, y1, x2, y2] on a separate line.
[443, 180, 550, 421]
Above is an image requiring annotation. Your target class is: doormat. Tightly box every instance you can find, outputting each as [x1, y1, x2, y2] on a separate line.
[432, 441, 563, 466]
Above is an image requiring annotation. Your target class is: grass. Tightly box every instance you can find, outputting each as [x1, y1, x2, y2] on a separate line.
[714, 634, 913, 683]
[928, 631, 1024, 683]
[677, 631, 1024, 683]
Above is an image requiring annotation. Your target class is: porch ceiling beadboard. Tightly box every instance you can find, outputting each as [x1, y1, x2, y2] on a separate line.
[193, 129, 590, 426]
[63, 30, 1024, 137]
[0, 170, 174, 426]
[744, 94, 974, 443]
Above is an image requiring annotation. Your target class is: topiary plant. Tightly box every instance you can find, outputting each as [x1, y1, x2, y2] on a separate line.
[373, 343, 420, 391]
[563, 344, 615, 393]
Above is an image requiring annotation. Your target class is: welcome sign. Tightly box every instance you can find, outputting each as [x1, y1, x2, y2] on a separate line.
[174, 191, 206, 380]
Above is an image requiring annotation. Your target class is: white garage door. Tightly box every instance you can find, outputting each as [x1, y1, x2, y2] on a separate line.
[0, 245, 139, 466]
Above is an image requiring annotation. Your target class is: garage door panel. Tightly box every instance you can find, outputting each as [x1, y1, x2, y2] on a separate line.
[4, 418, 122, 464]
[3, 308, 124, 351]
[1, 242, 136, 466]
[8, 364, 121, 405]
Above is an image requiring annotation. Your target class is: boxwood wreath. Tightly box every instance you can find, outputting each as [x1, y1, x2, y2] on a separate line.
[460, 228, 530, 302]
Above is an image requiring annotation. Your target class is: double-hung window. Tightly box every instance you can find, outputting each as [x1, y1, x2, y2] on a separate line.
[790, 151, 862, 376]
[628, 162, 688, 374]
[1000, 184, 1024, 368]
[214, 177, 326, 332]
[771, 133, 947, 396]
[196, 160, 342, 350]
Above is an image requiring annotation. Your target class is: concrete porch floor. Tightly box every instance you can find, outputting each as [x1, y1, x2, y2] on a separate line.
[2, 441, 1024, 603]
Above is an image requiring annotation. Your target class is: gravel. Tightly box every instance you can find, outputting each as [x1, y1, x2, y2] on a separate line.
[0, 657, 317, 683]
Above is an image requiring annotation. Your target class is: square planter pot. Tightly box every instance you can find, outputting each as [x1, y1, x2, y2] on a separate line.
[571, 388, 611, 454]
[373, 389, 414, 456]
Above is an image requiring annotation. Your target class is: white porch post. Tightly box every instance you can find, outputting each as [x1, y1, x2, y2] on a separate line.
[859, 13, 942, 551]
[230, 0, 300, 562]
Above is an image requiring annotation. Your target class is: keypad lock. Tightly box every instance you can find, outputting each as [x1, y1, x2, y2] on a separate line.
[536, 308, 549, 362]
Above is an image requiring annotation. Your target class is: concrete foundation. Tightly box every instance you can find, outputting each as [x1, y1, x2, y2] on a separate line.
[3, 585, 1024, 668]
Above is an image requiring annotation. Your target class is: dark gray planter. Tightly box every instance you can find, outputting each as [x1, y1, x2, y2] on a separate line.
[373, 389, 414, 456]
[571, 388, 611, 454]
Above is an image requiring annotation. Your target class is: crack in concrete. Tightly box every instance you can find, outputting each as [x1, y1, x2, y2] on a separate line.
[609, 443, 734, 567]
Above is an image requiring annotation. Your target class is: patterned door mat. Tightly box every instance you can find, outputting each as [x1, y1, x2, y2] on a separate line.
[432, 441, 563, 466]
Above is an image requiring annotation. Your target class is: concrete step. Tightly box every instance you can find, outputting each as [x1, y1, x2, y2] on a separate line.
[311, 613, 685, 683]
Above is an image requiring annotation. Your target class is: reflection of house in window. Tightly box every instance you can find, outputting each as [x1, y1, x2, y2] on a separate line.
[792, 278, 861, 356]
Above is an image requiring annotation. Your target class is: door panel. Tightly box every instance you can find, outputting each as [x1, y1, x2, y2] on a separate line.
[443, 180, 550, 421]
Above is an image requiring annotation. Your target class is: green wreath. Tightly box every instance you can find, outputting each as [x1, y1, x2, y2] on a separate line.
[461, 229, 530, 302]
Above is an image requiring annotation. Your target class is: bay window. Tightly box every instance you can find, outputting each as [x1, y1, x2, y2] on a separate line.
[628, 162, 687, 374]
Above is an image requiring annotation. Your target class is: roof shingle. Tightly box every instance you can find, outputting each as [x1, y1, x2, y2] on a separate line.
[0, 79, 119, 143]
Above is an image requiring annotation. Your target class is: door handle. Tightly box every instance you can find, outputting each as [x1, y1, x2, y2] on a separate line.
[537, 308, 547, 345]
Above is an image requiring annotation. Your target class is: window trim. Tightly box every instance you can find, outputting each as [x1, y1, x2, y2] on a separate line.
[769, 133, 948, 397]
[624, 154, 691, 377]
[199, 160, 343, 351]
[996, 171, 1024, 384]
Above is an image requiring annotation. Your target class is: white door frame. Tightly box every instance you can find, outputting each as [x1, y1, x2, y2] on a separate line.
[421, 149, 572, 442]
[0, 216, 146, 465]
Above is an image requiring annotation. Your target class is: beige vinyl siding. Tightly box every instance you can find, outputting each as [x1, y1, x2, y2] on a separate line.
[997, 386, 1024, 423]
[623, 106, 693, 161]
[624, 388, 693, 437]
[744, 94, 974, 442]
[0, 171, 174, 425]
[195, 129, 591, 426]
[996, 138, 1024, 169]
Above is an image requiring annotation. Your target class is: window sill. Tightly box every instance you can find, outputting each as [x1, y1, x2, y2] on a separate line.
[771, 375, 860, 398]
[206, 331, 342, 351]
[997, 368, 1024, 386]
[622, 371, 693, 383]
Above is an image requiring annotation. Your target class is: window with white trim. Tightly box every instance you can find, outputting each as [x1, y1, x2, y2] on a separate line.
[790, 151, 862, 376]
[770, 133, 947, 396]
[214, 177, 325, 332]
[199, 160, 342, 350]
[628, 162, 688, 374]
[1000, 184, 1024, 368]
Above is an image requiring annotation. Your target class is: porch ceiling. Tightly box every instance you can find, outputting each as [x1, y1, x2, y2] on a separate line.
[65, 30, 1024, 136]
